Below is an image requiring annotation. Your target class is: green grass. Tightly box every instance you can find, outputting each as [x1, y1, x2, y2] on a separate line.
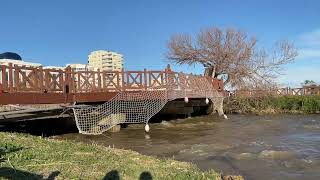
[224, 95, 320, 114]
[0, 132, 242, 180]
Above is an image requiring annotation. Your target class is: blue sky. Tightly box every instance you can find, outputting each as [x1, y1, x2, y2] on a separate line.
[0, 0, 319, 87]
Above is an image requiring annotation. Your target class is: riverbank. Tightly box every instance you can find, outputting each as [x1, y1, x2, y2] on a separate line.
[0, 132, 242, 179]
[224, 95, 320, 114]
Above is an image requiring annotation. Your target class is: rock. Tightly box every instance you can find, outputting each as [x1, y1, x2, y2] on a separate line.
[98, 113, 126, 126]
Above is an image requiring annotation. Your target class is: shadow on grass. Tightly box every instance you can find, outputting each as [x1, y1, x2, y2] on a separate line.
[103, 170, 120, 180]
[0, 143, 60, 179]
[103, 170, 153, 180]
[0, 143, 23, 163]
[0, 145, 152, 180]
[0, 167, 60, 180]
[139, 171, 153, 180]
[1, 169, 153, 180]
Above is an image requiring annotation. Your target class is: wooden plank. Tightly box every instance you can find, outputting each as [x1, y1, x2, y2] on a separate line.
[121, 68, 125, 91]
[1, 65, 7, 91]
[77, 72, 81, 92]
[144, 69, 147, 90]
[8, 63, 13, 92]
[97, 69, 101, 91]
[13, 65, 19, 92]
[0, 93, 72, 104]
[73, 92, 118, 103]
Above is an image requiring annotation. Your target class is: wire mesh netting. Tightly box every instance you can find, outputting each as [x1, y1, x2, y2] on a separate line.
[72, 72, 224, 135]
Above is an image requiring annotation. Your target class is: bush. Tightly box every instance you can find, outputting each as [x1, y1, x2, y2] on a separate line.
[224, 95, 320, 114]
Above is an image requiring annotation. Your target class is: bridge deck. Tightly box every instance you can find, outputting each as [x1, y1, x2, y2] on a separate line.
[0, 64, 223, 105]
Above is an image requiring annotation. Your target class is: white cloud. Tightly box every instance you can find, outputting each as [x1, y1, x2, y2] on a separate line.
[296, 29, 320, 60]
[298, 48, 320, 59]
[276, 28, 320, 86]
[279, 28, 320, 86]
[299, 29, 320, 47]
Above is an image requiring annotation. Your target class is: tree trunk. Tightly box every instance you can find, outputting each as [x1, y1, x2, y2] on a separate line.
[204, 66, 216, 78]
[212, 66, 216, 78]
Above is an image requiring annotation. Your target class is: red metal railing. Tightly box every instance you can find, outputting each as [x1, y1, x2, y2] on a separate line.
[0, 63, 223, 93]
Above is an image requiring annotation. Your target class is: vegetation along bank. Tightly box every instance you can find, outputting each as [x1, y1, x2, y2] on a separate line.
[224, 95, 320, 114]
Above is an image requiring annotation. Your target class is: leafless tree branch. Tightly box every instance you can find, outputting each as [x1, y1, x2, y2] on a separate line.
[166, 27, 298, 89]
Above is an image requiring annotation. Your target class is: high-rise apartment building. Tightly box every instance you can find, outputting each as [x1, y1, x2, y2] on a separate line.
[88, 50, 123, 71]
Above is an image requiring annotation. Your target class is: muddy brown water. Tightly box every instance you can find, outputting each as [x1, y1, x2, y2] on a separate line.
[57, 114, 320, 180]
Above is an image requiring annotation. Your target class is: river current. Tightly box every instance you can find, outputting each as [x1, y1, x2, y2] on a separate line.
[58, 114, 320, 180]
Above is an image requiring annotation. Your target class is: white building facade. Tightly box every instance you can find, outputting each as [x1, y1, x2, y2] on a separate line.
[88, 50, 123, 71]
[0, 59, 41, 67]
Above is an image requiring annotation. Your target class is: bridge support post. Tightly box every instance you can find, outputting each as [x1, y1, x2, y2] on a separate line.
[108, 125, 121, 133]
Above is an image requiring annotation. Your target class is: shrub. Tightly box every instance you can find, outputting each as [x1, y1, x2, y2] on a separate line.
[224, 95, 320, 114]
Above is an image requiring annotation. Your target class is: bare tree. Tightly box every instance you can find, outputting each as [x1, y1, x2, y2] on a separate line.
[166, 27, 298, 89]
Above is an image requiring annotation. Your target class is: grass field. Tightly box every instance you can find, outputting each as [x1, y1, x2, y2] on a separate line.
[0, 132, 243, 180]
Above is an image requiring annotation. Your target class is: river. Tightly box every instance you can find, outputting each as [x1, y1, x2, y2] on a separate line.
[57, 114, 320, 180]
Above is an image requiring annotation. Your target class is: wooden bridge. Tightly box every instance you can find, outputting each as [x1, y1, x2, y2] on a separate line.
[0, 64, 223, 105]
